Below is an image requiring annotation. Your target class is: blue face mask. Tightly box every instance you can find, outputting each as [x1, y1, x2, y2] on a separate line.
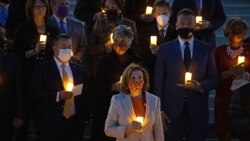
[57, 5, 69, 17]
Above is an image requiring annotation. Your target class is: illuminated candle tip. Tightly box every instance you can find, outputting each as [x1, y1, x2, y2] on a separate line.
[238, 56, 245, 65]
[196, 16, 202, 23]
[145, 6, 153, 14]
[185, 72, 192, 84]
[66, 83, 73, 92]
[136, 116, 144, 125]
[150, 36, 157, 46]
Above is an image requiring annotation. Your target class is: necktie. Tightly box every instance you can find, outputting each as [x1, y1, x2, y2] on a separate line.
[159, 29, 165, 40]
[184, 42, 191, 71]
[59, 20, 66, 34]
[62, 63, 74, 119]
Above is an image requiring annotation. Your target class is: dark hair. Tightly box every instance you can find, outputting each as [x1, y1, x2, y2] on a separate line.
[120, 63, 150, 94]
[26, 0, 50, 21]
[153, 0, 171, 14]
[53, 34, 71, 45]
[224, 17, 248, 37]
[153, 0, 171, 10]
[177, 8, 195, 18]
[113, 25, 134, 40]
[101, 0, 124, 12]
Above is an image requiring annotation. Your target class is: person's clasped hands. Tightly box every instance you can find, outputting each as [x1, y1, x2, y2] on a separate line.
[223, 63, 245, 79]
[177, 80, 203, 93]
[125, 120, 143, 135]
[149, 45, 159, 55]
[195, 20, 211, 30]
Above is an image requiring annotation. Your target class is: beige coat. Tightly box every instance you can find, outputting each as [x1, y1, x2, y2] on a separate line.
[105, 92, 164, 141]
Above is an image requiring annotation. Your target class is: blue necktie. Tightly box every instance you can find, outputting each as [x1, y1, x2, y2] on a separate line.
[184, 42, 191, 71]
[59, 20, 66, 34]
[0, 7, 8, 27]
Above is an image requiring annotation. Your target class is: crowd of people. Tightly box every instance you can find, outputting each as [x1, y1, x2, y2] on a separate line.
[0, 0, 250, 141]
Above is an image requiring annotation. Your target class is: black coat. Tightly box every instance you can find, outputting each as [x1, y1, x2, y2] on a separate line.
[0, 52, 24, 140]
[90, 49, 143, 141]
[229, 83, 250, 134]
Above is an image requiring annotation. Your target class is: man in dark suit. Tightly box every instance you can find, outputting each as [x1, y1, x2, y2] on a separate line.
[154, 9, 218, 141]
[48, 0, 88, 64]
[0, 26, 24, 141]
[31, 34, 88, 141]
[170, 0, 226, 47]
[138, 0, 177, 92]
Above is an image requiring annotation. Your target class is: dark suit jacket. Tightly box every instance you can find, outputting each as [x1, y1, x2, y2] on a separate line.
[5, 0, 27, 40]
[170, 0, 226, 47]
[0, 52, 24, 119]
[73, 0, 102, 37]
[154, 38, 218, 119]
[31, 59, 88, 121]
[138, 23, 178, 92]
[48, 16, 88, 64]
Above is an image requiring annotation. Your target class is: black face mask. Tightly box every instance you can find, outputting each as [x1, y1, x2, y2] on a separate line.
[177, 28, 194, 39]
[106, 9, 119, 21]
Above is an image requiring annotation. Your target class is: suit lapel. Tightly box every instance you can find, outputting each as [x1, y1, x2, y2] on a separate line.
[49, 16, 59, 29]
[69, 62, 77, 85]
[66, 18, 72, 37]
[52, 59, 64, 89]
[143, 92, 151, 126]
[122, 94, 136, 121]
[173, 39, 186, 70]
[190, 39, 199, 70]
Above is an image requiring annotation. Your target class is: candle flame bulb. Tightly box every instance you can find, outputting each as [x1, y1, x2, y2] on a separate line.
[150, 36, 157, 46]
[238, 56, 245, 65]
[145, 6, 153, 14]
[185, 72, 192, 84]
[196, 16, 202, 24]
[66, 83, 73, 92]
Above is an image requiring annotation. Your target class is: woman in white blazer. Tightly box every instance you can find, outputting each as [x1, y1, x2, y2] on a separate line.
[105, 63, 164, 141]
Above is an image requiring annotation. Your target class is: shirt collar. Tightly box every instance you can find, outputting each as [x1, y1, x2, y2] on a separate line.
[178, 35, 194, 48]
[157, 24, 169, 31]
[53, 14, 67, 24]
[54, 56, 69, 68]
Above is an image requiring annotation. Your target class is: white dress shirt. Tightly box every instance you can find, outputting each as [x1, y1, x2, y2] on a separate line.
[54, 57, 75, 115]
[157, 24, 169, 38]
[178, 36, 194, 59]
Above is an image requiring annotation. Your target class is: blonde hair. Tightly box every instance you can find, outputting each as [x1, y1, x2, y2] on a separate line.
[120, 63, 149, 94]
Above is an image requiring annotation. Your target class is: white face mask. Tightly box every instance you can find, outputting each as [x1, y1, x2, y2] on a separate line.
[156, 15, 169, 27]
[58, 49, 72, 63]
